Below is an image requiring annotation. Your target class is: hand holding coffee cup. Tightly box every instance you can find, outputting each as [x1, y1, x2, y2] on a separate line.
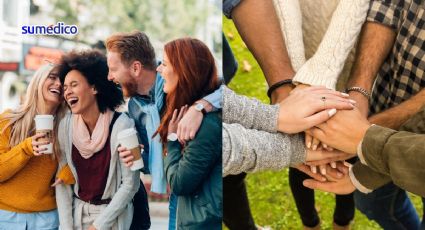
[34, 115, 54, 154]
[117, 128, 144, 171]
[118, 144, 144, 167]
[31, 132, 50, 156]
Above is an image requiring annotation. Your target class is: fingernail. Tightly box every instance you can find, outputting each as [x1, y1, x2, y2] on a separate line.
[312, 167, 317, 174]
[343, 161, 350, 167]
[307, 142, 311, 149]
[337, 172, 343, 177]
[321, 168, 326, 175]
[331, 162, 337, 168]
[323, 143, 328, 148]
[328, 108, 337, 117]
[349, 99, 357, 104]
[312, 144, 317, 151]
[341, 92, 350, 97]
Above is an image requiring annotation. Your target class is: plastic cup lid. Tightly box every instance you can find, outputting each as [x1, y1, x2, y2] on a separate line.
[117, 128, 138, 140]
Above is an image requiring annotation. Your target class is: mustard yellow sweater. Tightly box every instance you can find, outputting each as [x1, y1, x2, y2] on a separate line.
[0, 114, 74, 213]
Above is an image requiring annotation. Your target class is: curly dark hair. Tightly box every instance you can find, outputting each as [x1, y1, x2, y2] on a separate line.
[57, 49, 124, 113]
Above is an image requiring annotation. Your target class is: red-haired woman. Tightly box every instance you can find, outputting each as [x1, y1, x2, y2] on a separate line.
[156, 38, 222, 229]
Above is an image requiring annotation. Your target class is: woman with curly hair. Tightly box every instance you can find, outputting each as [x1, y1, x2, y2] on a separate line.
[54, 50, 139, 230]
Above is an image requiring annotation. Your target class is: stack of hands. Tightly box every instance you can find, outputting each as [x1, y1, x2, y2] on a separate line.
[275, 84, 372, 194]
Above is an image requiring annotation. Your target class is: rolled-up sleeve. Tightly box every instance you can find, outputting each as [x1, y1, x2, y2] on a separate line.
[367, 0, 405, 31]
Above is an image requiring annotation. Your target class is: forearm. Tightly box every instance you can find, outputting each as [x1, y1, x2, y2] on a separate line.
[223, 86, 279, 132]
[293, 0, 369, 89]
[369, 89, 425, 129]
[0, 137, 34, 182]
[347, 22, 396, 92]
[346, 22, 396, 116]
[399, 105, 425, 134]
[350, 161, 391, 193]
[223, 123, 305, 177]
[361, 125, 425, 196]
[232, 0, 295, 102]
[201, 85, 222, 111]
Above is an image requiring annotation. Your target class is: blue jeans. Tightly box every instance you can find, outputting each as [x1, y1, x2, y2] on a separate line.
[354, 182, 420, 230]
[168, 192, 178, 230]
[0, 209, 59, 230]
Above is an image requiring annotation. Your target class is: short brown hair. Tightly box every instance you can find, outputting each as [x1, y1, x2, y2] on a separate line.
[105, 31, 157, 70]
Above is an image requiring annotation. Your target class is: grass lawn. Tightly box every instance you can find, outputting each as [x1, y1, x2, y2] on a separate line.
[223, 18, 423, 230]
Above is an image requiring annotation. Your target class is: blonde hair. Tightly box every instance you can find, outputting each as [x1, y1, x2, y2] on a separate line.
[0, 64, 67, 160]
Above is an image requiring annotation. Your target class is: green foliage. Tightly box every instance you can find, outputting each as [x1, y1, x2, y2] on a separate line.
[223, 18, 423, 230]
[48, 0, 216, 43]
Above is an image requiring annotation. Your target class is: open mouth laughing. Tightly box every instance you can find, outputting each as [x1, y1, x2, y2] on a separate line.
[49, 87, 61, 96]
[67, 97, 79, 107]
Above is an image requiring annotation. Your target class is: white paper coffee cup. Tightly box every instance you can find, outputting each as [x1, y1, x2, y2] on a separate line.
[118, 128, 143, 171]
[34, 115, 54, 154]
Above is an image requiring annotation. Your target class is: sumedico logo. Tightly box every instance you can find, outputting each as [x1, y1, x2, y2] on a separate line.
[22, 22, 78, 35]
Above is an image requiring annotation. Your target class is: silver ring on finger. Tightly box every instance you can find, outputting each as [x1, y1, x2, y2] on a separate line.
[321, 96, 326, 109]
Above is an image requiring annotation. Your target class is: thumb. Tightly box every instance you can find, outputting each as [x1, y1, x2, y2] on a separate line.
[303, 179, 323, 190]
[306, 109, 337, 127]
[51, 178, 63, 187]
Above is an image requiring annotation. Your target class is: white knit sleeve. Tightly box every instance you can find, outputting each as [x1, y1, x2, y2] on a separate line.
[292, 0, 369, 89]
[273, 0, 306, 71]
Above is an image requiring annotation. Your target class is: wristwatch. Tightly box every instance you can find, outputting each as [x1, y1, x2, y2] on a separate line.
[194, 102, 207, 115]
[167, 133, 178, 142]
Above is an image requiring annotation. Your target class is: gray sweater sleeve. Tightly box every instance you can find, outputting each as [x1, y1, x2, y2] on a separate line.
[223, 86, 279, 132]
[223, 123, 305, 177]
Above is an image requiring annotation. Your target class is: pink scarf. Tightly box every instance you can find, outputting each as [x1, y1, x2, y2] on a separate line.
[72, 109, 114, 159]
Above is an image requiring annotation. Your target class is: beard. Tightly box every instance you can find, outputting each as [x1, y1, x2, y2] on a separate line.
[121, 81, 138, 97]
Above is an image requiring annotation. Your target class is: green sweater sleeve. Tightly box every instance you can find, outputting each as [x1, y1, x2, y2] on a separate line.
[165, 113, 222, 196]
[360, 125, 425, 197]
[399, 105, 425, 134]
[351, 161, 392, 191]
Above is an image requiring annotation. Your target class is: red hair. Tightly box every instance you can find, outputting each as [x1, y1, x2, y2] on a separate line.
[155, 38, 219, 143]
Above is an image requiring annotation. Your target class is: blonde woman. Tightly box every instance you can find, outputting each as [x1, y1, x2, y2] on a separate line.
[0, 64, 70, 229]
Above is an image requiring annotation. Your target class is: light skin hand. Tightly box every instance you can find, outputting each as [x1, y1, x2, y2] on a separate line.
[88, 225, 97, 230]
[32, 132, 49, 156]
[293, 84, 338, 151]
[277, 86, 355, 134]
[169, 106, 187, 145]
[305, 148, 353, 163]
[118, 144, 144, 168]
[309, 107, 371, 154]
[51, 178, 63, 187]
[293, 164, 327, 182]
[303, 163, 356, 195]
[177, 100, 212, 141]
